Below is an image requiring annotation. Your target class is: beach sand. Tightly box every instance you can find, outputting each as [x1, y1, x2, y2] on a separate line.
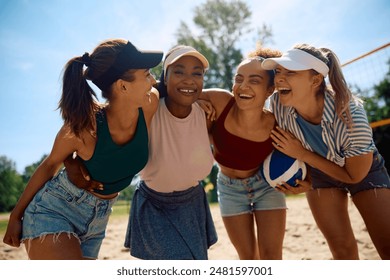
[0, 196, 380, 260]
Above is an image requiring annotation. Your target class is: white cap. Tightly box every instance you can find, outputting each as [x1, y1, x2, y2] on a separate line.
[163, 46, 209, 73]
[262, 49, 329, 77]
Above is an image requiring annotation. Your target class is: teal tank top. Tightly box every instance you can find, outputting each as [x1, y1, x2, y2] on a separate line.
[82, 108, 149, 195]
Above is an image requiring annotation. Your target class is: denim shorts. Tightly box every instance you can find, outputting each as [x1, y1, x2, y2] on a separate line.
[21, 170, 117, 259]
[311, 149, 390, 196]
[217, 170, 286, 217]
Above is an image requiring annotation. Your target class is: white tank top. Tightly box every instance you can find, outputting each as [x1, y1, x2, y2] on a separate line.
[140, 98, 214, 192]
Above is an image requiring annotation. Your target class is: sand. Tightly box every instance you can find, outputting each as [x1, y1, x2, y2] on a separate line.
[0, 196, 380, 260]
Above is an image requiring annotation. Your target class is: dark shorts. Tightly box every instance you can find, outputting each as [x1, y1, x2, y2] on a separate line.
[311, 150, 390, 196]
[124, 181, 218, 260]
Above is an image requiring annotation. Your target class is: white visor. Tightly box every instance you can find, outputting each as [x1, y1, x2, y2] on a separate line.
[262, 49, 329, 77]
[163, 46, 209, 73]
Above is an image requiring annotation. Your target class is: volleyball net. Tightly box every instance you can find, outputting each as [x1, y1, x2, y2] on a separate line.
[341, 42, 390, 128]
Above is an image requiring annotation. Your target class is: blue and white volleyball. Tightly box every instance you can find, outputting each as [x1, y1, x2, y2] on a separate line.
[262, 149, 307, 188]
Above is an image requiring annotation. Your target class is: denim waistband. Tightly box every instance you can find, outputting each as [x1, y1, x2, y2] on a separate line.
[55, 170, 116, 207]
[218, 169, 263, 186]
[138, 181, 203, 206]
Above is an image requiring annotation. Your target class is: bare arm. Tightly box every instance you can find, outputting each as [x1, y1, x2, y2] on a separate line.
[142, 87, 159, 129]
[3, 126, 80, 247]
[201, 88, 233, 101]
[271, 126, 373, 184]
[197, 88, 233, 132]
[200, 88, 233, 117]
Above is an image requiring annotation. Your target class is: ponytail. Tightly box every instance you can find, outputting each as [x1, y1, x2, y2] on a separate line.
[321, 48, 353, 126]
[58, 38, 145, 137]
[58, 56, 99, 138]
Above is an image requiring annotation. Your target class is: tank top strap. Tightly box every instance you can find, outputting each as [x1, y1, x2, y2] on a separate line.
[218, 97, 235, 122]
[94, 109, 110, 149]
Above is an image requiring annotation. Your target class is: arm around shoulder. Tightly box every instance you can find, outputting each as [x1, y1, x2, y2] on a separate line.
[201, 88, 233, 117]
[142, 87, 159, 127]
[202, 88, 233, 101]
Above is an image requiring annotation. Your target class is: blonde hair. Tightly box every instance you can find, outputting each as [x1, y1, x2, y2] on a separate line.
[293, 43, 356, 126]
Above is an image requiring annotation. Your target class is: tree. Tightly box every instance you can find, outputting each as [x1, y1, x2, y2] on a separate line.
[22, 154, 47, 184]
[203, 164, 220, 203]
[361, 59, 390, 172]
[0, 154, 49, 212]
[174, 0, 274, 198]
[371, 59, 390, 171]
[0, 156, 24, 212]
[372, 59, 390, 120]
[175, 0, 272, 90]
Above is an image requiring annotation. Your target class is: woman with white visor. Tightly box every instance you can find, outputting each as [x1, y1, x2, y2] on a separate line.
[262, 44, 390, 259]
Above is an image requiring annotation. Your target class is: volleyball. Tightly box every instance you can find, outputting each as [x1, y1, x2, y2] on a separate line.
[262, 149, 307, 188]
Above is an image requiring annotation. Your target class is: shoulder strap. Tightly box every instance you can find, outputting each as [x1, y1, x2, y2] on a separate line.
[218, 97, 235, 122]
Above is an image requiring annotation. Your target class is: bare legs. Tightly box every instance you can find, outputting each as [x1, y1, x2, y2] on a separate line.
[352, 188, 390, 259]
[306, 188, 390, 259]
[25, 233, 85, 260]
[306, 188, 359, 259]
[222, 209, 286, 260]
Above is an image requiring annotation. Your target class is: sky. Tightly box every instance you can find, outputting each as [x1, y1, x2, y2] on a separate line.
[0, 0, 389, 173]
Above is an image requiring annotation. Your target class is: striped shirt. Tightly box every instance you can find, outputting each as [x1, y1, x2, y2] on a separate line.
[270, 90, 375, 167]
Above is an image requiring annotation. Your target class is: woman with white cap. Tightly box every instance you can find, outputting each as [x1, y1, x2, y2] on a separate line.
[62, 45, 217, 259]
[3, 39, 163, 259]
[262, 43, 390, 259]
[124, 45, 217, 260]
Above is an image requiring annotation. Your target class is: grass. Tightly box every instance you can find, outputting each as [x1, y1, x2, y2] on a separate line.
[0, 220, 7, 234]
[0, 200, 131, 236]
[286, 193, 306, 199]
[111, 200, 131, 217]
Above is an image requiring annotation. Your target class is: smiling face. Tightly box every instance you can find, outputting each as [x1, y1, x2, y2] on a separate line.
[274, 65, 319, 107]
[165, 55, 205, 115]
[119, 69, 156, 107]
[232, 59, 274, 110]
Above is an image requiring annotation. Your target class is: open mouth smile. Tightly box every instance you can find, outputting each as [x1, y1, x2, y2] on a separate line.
[238, 93, 254, 100]
[179, 88, 197, 95]
[277, 87, 292, 95]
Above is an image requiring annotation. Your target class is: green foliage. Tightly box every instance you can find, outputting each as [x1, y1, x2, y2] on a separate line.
[22, 154, 47, 184]
[372, 60, 390, 172]
[203, 164, 220, 203]
[111, 200, 131, 217]
[371, 61, 390, 121]
[118, 181, 137, 202]
[360, 59, 390, 172]
[360, 59, 390, 123]
[175, 0, 272, 90]
[0, 155, 48, 212]
[0, 220, 8, 234]
[0, 156, 24, 212]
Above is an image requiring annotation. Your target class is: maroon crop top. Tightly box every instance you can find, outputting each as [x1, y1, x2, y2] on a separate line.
[211, 98, 274, 170]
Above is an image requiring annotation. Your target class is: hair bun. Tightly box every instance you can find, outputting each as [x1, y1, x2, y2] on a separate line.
[81, 52, 92, 67]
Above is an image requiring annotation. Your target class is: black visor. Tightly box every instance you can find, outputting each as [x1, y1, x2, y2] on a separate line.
[93, 41, 163, 91]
